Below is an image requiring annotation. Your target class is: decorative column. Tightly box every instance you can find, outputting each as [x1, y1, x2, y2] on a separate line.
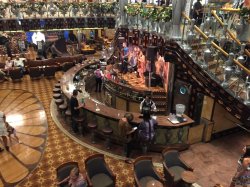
[171, 0, 187, 40]
[119, 0, 128, 27]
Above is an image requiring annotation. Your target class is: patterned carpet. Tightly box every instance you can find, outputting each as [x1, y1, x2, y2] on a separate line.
[0, 73, 141, 187]
[1, 72, 248, 187]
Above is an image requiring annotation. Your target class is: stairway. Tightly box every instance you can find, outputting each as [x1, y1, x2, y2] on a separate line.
[165, 41, 250, 126]
[152, 91, 168, 115]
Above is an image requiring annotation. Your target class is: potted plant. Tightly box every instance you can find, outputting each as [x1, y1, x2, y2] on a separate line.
[158, 6, 172, 34]
[80, 2, 89, 16]
[240, 7, 250, 23]
[70, 2, 79, 17]
[56, 2, 70, 17]
[0, 2, 9, 18]
[35, 2, 46, 17]
[47, 2, 58, 17]
[24, 3, 36, 17]
[10, 2, 25, 18]
[125, 4, 140, 28]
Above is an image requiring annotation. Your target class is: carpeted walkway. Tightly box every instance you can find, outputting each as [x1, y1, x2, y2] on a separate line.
[1, 73, 136, 187]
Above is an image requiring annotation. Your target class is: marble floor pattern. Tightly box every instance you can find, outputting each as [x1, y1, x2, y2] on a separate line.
[0, 72, 249, 187]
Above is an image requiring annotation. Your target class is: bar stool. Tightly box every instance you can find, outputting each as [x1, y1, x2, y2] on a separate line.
[65, 109, 72, 123]
[53, 88, 61, 94]
[55, 99, 64, 108]
[54, 83, 61, 89]
[53, 93, 61, 99]
[73, 116, 85, 135]
[59, 104, 68, 116]
[102, 127, 113, 150]
[88, 122, 97, 144]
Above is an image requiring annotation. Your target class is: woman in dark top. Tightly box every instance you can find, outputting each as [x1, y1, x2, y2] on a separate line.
[70, 90, 83, 133]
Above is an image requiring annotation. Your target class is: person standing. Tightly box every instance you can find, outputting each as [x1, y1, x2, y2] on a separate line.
[0, 112, 9, 151]
[193, 0, 203, 26]
[70, 90, 84, 133]
[231, 145, 250, 187]
[121, 42, 129, 74]
[94, 65, 103, 92]
[140, 95, 157, 114]
[118, 113, 136, 163]
[138, 112, 158, 154]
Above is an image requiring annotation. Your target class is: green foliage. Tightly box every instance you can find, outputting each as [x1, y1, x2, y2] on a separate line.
[55, 2, 70, 14]
[240, 7, 250, 20]
[126, 4, 140, 16]
[71, 2, 79, 9]
[0, 2, 9, 11]
[158, 7, 172, 22]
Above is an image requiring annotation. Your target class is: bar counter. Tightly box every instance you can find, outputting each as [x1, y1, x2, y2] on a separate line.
[60, 62, 194, 148]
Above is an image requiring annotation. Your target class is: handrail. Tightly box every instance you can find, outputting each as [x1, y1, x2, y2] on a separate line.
[182, 12, 250, 75]
[219, 8, 240, 12]
[211, 10, 250, 57]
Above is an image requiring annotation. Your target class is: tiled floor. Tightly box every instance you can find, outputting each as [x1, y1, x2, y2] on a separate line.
[0, 72, 249, 187]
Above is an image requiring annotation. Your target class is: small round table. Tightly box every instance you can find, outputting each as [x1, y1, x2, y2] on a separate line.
[181, 171, 197, 187]
[146, 179, 163, 187]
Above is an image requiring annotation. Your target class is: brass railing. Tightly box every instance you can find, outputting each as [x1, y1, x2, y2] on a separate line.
[182, 12, 250, 75]
[211, 10, 250, 57]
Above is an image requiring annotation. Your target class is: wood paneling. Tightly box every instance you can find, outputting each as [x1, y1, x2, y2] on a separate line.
[115, 97, 127, 111]
[188, 124, 204, 144]
[201, 96, 215, 121]
[212, 103, 239, 133]
[129, 101, 140, 113]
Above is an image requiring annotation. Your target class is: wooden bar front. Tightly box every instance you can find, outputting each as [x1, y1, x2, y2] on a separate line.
[61, 63, 194, 148]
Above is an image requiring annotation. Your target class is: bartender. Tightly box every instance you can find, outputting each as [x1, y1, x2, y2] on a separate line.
[140, 95, 157, 114]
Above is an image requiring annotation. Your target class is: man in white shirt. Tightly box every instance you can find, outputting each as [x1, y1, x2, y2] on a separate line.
[13, 55, 25, 76]
[4, 57, 13, 76]
[14, 55, 24, 67]
[140, 95, 157, 114]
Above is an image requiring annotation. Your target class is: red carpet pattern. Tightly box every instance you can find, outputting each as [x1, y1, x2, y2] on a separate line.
[0, 74, 139, 187]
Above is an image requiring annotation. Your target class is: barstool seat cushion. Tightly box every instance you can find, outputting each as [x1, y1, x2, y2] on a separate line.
[65, 110, 71, 116]
[88, 123, 97, 129]
[102, 127, 113, 135]
[73, 116, 84, 123]
[53, 88, 61, 93]
[54, 83, 61, 88]
[55, 99, 64, 105]
[59, 104, 68, 110]
[53, 93, 61, 99]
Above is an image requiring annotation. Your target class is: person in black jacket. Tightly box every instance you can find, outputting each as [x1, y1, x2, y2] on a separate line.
[70, 90, 84, 133]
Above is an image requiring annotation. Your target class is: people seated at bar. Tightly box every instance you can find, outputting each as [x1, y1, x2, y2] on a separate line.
[13, 55, 25, 75]
[140, 95, 157, 114]
[5, 57, 13, 74]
